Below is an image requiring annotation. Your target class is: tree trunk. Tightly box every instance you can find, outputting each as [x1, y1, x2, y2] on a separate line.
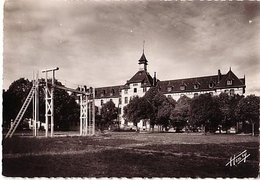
[252, 123, 255, 136]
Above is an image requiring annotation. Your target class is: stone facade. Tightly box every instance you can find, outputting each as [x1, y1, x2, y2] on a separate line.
[94, 52, 246, 128]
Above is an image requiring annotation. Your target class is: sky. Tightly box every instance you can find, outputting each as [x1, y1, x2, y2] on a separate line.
[3, 0, 260, 95]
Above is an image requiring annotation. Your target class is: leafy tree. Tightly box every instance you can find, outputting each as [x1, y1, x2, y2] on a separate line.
[3, 78, 80, 131]
[217, 93, 244, 132]
[123, 96, 149, 126]
[190, 93, 222, 133]
[142, 87, 161, 129]
[100, 100, 118, 130]
[53, 81, 80, 131]
[157, 96, 176, 131]
[171, 95, 191, 132]
[123, 87, 176, 131]
[235, 95, 259, 136]
[3, 78, 33, 129]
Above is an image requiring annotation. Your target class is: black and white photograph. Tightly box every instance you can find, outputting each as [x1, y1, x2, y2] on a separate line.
[2, 0, 260, 178]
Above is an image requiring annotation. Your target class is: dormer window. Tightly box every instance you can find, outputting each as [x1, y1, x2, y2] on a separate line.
[180, 85, 186, 91]
[110, 89, 115, 96]
[167, 86, 172, 92]
[227, 80, 233, 85]
[101, 90, 105, 97]
[209, 82, 214, 88]
[193, 84, 199, 90]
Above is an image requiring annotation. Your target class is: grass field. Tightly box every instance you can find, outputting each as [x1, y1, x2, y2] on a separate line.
[2, 132, 259, 178]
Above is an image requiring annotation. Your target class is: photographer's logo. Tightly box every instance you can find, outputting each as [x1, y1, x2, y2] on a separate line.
[226, 150, 250, 167]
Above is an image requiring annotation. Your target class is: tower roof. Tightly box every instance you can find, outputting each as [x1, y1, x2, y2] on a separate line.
[138, 53, 148, 65]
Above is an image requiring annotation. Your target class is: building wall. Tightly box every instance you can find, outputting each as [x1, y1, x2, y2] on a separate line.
[119, 83, 150, 126]
[94, 86, 244, 128]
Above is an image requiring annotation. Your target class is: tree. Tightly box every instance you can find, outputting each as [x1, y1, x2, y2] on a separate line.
[235, 95, 259, 136]
[142, 87, 161, 129]
[3, 78, 33, 129]
[3, 78, 80, 131]
[171, 95, 191, 132]
[123, 87, 176, 131]
[100, 100, 118, 130]
[53, 81, 80, 131]
[190, 93, 222, 133]
[123, 96, 150, 126]
[157, 96, 176, 131]
[217, 93, 244, 133]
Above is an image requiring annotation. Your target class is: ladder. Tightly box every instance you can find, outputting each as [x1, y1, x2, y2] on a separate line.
[5, 85, 36, 138]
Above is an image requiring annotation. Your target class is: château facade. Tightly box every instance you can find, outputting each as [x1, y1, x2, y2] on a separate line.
[94, 52, 246, 128]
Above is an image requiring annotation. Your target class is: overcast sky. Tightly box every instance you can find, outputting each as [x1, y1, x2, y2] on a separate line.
[3, 0, 260, 95]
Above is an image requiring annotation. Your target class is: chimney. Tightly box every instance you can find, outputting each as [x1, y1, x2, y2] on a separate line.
[153, 72, 157, 86]
[218, 69, 222, 83]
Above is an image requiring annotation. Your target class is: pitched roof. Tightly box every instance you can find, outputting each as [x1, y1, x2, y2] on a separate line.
[157, 70, 245, 94]
[138, 53, 148, 65]
[215, 69, 245, 89]
[95, 85, 123, 99]
[126, 70, 154, 86]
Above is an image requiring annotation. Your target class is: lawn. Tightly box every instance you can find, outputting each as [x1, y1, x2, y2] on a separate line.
[2, 132, 259, 178]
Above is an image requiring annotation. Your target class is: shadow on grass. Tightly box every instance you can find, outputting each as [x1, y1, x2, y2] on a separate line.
[3, 141, 258, 178]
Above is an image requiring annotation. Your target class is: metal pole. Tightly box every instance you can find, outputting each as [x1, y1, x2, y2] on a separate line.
[92, 88, 95, 135]
[79, 94, 83, 136]
[32, 71, 35, 136]
[45, 73, 48, 137]
[35, 71, 39, 136]
[34, 74, 37, 136]
[88, 100, 91, 134]
[50, 70, 55, 137]
[86, 95, 88, 135]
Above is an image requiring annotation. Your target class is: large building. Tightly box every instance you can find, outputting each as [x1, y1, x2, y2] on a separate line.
[94, 52, 246, 128]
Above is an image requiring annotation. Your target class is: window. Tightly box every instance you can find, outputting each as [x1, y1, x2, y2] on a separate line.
[119, 98, 122, 104]
[124, 89, 128, 94]
[134, 88, 137, 93]
[143, 120, 146, 127]
[101, 90, 106, 97]
[167, 87, 172, 92]
[101, 100, 104, 106]
[111, 89, 115, 96]
[143, 87, 147, 92]
[194, 93, 198, 97]
[209, 83, 214, 88]
[227, 80, 233, 85]
[180, 85, 186, 91]
[194, 84, 199, 89]
[110, 99, 113, 102]
[125, 97, 128, 104]
[230, 89, 235, 96]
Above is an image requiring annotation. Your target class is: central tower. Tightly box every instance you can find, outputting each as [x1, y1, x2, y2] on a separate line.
[138, 41, 148, 71]
[138, 53, 148, 71]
